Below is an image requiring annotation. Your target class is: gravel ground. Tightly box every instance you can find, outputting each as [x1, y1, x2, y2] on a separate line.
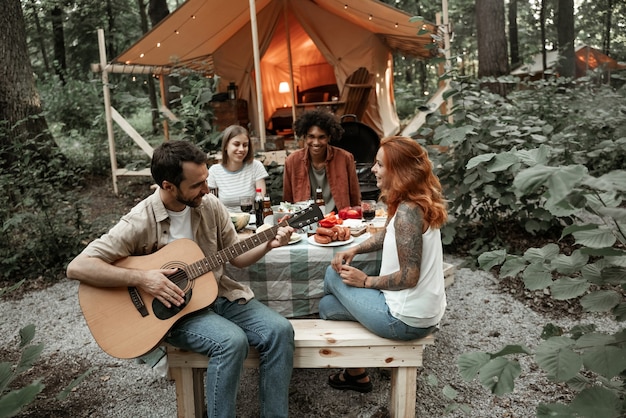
[1, 255, 619, 417]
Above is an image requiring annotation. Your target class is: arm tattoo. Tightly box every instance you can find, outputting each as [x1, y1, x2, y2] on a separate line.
[355, 230, 384, 254]
[369, 203, 423, 290]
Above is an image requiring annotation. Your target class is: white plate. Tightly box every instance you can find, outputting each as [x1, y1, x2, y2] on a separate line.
[288, 233, 302, 245]
[307, 235, 355, 247]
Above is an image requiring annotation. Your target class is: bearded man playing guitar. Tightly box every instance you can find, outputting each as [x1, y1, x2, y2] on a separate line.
[67, 140, 296, 418]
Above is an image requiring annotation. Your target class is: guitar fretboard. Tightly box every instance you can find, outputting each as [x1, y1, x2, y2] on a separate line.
[181, 203, 322, 280]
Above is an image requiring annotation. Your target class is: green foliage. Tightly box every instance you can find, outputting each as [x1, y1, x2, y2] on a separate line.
[424, 77, 626, 255]
[168, 74, 222, 154]
[0, 312, 94, 418]
[0, 324, 45, 418]
[0, 124, 91, 281]
[431, 76, 626, 416]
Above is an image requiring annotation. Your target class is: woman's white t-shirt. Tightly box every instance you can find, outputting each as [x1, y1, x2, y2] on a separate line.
[207, 160, 268, 212]
[380, 214, 447, 328]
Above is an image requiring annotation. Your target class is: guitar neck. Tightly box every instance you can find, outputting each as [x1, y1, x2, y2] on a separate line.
[184, 224, 280, 279]
[183, 204, 322, 280]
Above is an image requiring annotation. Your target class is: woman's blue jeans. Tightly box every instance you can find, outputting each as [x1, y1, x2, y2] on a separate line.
[319, 265, 435, 340]
[166, 297, 294, 418]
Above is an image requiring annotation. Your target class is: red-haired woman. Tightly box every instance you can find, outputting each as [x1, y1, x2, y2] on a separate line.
[318, 136, 448, 393]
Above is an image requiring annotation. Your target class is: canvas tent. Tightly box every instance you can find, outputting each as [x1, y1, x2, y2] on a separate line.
[511, 44, 626, 80]
[108, 0, 440, 138]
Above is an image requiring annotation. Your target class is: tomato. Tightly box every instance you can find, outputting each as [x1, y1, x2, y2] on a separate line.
[346, 209, 360, 219]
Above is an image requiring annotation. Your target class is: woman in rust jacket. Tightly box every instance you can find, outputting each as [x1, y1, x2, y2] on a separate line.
[283, 110, 361, 213]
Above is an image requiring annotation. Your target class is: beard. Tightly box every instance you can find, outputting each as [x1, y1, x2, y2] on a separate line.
[175, 190, 203, 208]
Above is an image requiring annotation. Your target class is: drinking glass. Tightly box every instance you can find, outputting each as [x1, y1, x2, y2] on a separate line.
[240, 196, 253, 214]
[361, 200, 376, 222]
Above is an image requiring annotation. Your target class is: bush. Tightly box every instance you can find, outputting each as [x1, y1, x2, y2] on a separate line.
[0, 123, 90, 282]
[422, 77, 626, 256]
[425, 75, 626, 416]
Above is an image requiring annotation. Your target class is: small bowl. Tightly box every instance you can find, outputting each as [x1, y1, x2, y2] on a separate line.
[229, 213, 250, 231]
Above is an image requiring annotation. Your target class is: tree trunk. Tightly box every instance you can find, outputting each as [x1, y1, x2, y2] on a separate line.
[50, 5, 66, 83]
[603, 0, 613, 55]
[28, 0, 50, 74]
[138, 0, 160, 134]
[556, 0, 575, 78]
[508, 0, 520, 69]
[540, 0, 548, 77]
[0, 0, 56, 169]
[476, 0, 509, 94]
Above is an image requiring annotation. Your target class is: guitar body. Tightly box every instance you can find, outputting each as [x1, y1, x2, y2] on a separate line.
[78, 239, 218, 359]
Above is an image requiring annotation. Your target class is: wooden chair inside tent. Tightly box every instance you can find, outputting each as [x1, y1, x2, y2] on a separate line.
[336, 67, 374, 121]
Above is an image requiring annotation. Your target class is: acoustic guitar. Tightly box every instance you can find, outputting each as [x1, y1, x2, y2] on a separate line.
[78, 205, 322, 359]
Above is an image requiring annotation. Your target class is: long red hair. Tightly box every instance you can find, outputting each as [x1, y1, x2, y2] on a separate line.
[378, 136, 447, 228]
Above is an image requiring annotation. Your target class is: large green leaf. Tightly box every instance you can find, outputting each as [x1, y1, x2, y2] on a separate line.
[550, 277, 590, 300]
[601, 266, 626, 285]
[487, 152, 519, 172]
[569, 386, 622, 418]
[466, 153, 496, 170]
[523, 263, 553, 290]
[545, 165, 588, 203]
[524, 244, 560, 263]
[573, 227, 617, 248]
[15, 344, 44, 375]
[583, 170, 626, 192]
[550, 250, 589, 274]
[0, 362, 13, 394]
[515, 145, 550, 167]
[574, 332, 616, 348]
[597, 206, 626, 222]
[499, 256, 527, 278]
[491, 344, 531, 358]
[477, 357, 521, 395]
[477, 250, 506, 270]
[580, 290, 622, 312]
[581, 346, 626, 379]
[18, 325, 36, 349]
[457, 352, 491, 381]
[513, 164, 557, 195]
[0, 381, 45, 418]
[535, 337, 582, 381]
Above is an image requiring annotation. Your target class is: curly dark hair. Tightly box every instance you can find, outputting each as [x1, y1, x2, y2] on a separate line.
[293, 110, 344, 142]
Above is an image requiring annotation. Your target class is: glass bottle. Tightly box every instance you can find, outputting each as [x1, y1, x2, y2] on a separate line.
[262, 195, 273, 225]
[314, 187, 326, 215]
[254, 188, 264, 227]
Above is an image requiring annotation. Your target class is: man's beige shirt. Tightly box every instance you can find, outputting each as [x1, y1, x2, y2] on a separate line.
[81, 189, 254, 302]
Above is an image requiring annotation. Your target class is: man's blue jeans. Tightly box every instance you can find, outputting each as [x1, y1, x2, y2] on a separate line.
[166, 297, 294, 418]
[319, 265, 435, 340]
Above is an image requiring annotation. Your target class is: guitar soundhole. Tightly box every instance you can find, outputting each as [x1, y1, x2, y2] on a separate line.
[153, 267, 193, 320]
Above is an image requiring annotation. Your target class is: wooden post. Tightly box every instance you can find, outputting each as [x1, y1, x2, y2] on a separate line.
[249, 0, 266, 149]
[97, 28, 118, 195]
[159, 77, 170, 140]
[283, 2, 297, 126]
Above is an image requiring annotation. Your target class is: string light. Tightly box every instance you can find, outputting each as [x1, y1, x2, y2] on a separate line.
[335, 0, 432, 31]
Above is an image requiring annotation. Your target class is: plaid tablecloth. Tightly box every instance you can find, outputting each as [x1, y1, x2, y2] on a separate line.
[225, 234, 381, 317]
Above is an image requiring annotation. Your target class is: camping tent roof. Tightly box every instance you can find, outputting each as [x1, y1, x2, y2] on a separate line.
[113, 0, 437, 74]
[511, 44, 626, 78]
[108, 0, 440, 138]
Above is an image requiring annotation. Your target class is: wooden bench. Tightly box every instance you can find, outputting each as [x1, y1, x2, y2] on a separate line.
[166, 319, 435, 418]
